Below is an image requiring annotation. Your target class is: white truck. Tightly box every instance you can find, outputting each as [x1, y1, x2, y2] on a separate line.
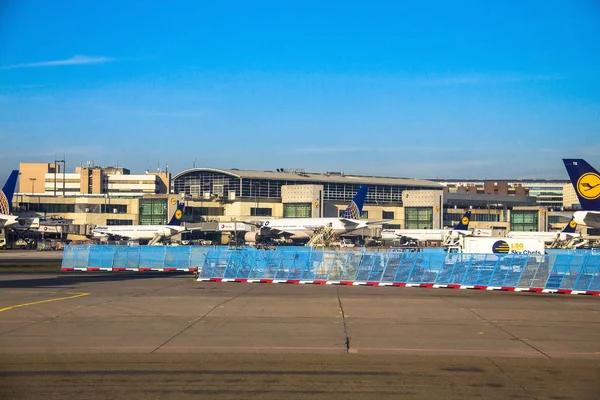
[445, 236, 545, 255]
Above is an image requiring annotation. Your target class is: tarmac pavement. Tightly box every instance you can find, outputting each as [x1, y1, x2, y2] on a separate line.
[0, 271, 599, 399]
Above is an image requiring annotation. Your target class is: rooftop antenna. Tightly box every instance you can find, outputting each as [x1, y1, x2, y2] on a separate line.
[193, 157, 196, 168]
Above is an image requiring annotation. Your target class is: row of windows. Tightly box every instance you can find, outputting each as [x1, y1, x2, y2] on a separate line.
[173, 171, 437, 206]
[106, 219, 133, 225]
[22, 203, 75, 213]
[251, 207, 273, 217]
[444, 212, 500, 223]
[184, 207, 224, 216]
[284, 203, 312, 218]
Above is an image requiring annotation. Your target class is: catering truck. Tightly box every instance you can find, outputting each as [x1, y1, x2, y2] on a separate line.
[445, 237, 545, 255]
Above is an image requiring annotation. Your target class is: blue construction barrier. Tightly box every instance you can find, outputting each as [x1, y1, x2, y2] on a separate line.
[61, 245, 600, 294]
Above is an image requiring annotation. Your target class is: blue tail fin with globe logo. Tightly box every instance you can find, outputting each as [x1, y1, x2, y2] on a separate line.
[341, 185, 368, 220]
[1, 170, 19, 215]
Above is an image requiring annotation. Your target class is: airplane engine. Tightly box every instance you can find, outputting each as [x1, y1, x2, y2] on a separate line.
[244, 232, 261, 243]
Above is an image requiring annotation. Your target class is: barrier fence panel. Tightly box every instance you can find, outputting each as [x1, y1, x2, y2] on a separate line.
[87, 245, 115, 270]
[60, 245, 600, 295]
[575, 255, 600, 292]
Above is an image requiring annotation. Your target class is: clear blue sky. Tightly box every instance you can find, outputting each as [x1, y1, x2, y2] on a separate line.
[1, 0, 599, 184]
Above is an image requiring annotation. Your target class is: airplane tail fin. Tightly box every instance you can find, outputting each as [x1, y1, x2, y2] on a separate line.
[563, 159, 600, 211]
[341, 185, 368, 220]
[1, 170, 19, 215]
[561, 218, 577, 233]
[167, 202, 185, 226]
[453, 210, 471, 231]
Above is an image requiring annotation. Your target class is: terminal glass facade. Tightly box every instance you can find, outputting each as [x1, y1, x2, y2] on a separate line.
[510, 210, 539, 232]
[405, 207, 433, 229]
[284, 203, 312, 218]
[172, 169, 439, 206]
[139, 199, 167, 225]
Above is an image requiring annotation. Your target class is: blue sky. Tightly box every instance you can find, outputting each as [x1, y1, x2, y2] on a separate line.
[1, 1, 599, 184]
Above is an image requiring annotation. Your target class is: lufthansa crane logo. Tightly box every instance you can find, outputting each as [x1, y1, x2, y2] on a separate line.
[569, 219, 577, 229]
[576, 172, 600, 200]
[175, 209, 183, 220]
[492, 240, 510, 254]
[461, 216, 469, 225]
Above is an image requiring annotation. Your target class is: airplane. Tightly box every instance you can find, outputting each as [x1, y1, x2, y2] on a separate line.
[91, 202, 187, 243]
[563, 159, 600, 229]
[0, 170, 20, 228]
[0, 170, 62, 233]
[380, 210, 478, 244]
[506, 218, 579, 244]
[244, 185, 386, 242]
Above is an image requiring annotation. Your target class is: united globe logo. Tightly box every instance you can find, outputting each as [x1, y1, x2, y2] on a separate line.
[492, 240, 510, 254]
[0, 189, 9, 215]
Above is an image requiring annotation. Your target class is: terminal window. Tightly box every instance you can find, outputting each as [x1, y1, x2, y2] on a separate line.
[251, 207, 272, 217]
[139, 199, 167, 225]
[284, 203, 311, 218]
[106, 219, 133, 225]
[382, 211, 394, 220]
[405, 207, 433, 229]
[510, 211, 539, 232]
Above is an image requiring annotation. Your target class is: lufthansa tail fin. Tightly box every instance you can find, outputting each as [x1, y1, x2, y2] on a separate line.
[341, 185, 368, 220]
[167, 202, 185, 226]
[453, 210, 471, 231]
[1, 170, 19, 214]
[563, 159, 600, 211]
[561, 218, 577, 233]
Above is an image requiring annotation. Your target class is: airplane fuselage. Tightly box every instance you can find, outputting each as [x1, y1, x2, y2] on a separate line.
[506, 231, 579, 244]
[259, 217, 368, 239]
[381, 228, 473, 242]
[92, 225, 186, 240]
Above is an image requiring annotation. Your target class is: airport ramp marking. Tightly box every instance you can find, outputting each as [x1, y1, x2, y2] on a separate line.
[0, 293, 91, 313]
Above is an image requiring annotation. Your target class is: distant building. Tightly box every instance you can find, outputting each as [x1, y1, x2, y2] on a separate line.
[562, 182, 580, 209]
[18, 162, 170, 196]
[432, 179, 568, 208]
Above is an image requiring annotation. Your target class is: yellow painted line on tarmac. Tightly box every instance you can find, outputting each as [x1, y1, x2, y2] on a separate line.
[0, 293, 91, 313]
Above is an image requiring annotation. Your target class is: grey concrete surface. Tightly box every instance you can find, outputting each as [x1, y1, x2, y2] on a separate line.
[0, 271, 599, 399]
[0, 250, 63, 266]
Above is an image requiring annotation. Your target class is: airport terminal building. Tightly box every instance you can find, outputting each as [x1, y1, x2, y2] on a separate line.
[5, 162, 583, 243]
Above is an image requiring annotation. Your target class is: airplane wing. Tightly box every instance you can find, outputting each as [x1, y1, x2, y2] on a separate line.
[339, 219, 391, 227]
[582, 212, 600, 228]
[366, 220, 391, 226]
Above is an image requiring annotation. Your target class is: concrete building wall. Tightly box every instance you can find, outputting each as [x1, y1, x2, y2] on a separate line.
[562, 183, 579, 209]
[281, 184, 323, 217]
[19, 163, 58, 194]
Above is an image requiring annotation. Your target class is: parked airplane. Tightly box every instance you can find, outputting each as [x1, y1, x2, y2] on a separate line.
[0, 170, 20, 228]
[91, 202, 187, 243]
[244, 185, 384, 242]
[506, 218, 579, 244]
[563, 159, 600, 229]
[380, 210, 478, 244]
